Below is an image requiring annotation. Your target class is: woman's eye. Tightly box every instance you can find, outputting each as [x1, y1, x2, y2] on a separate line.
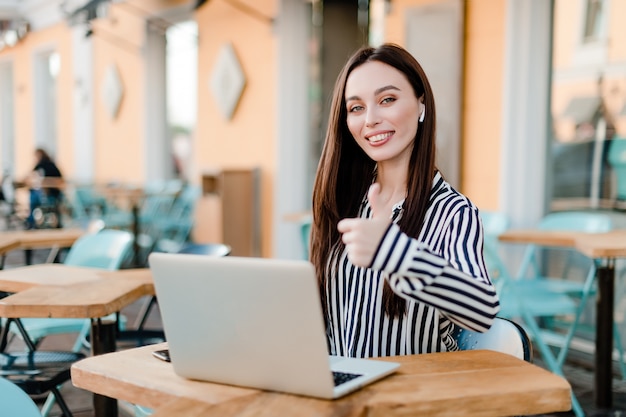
[348, 105, 364, 113]
[381, 97, 396, 104]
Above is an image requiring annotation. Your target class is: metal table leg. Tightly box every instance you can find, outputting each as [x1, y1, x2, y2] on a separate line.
[595, 262, 614, 409]
[91, 318, 119, 417]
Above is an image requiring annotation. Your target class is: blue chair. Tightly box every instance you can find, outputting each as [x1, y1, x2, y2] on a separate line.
[0, 350, 85, 417]
[480, 210, 587, 417]
[608, 137, 626, 202]
[513, 211, 625, 377]
[1, 229, 133, 417]
[454, 316, 533, 362]
[134, 405, 154, 417]
[0, 377, 43, 417]
[3, 229, 134, 352]
[151, 185, 202, 254]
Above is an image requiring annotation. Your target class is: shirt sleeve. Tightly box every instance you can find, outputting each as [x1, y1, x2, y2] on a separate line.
[369, 207, 500, 332]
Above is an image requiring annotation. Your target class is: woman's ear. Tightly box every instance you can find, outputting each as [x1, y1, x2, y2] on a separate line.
[419, 105, 425, 122]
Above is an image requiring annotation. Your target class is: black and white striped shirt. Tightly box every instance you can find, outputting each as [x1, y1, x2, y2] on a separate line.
[325, 172, 500, 358]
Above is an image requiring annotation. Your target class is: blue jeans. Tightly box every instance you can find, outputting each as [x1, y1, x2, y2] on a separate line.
[26, 189, 43, 228]
[26, 189, 61, 229]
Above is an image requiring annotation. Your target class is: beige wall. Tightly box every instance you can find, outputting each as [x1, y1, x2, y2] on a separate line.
[385, 0, 505, 210]
[461, 0, 505, 210]
[92, 8, 145, 183]
[607, 0, 626, 62]
[0, 0, 511, 255]
[0, 22, 74, 209]
[0, 22, 73, 179]
[194, 0, 277, 256]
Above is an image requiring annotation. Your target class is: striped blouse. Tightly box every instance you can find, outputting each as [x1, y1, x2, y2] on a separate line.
[324, 172, 500, 358]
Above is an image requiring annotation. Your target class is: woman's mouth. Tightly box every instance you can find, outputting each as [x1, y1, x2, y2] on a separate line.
[367, 132, 393, 144]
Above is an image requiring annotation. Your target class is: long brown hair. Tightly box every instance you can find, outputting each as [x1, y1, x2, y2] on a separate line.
[310, 43, 438, 317]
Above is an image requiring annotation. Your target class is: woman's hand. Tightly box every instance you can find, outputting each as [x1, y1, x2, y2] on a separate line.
[337, 183, 391, 267]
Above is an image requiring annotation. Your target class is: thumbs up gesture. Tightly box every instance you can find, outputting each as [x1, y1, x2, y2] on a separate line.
[337, 183, 392, 267]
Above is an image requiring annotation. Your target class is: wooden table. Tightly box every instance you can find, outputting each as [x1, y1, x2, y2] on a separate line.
[13, 177, 67, 190]
[500, 229, 626, 410]
[0, 228, 85, 267]
[71, 343, 571, 416]
[0, 264, 153, 417]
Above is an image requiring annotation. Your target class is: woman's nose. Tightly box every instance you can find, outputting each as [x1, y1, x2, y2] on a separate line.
[365, 108, 381, 128]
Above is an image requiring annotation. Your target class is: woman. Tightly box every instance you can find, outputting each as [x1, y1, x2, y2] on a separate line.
[25, 148, 63, 229]
[310, 43, 499, 358]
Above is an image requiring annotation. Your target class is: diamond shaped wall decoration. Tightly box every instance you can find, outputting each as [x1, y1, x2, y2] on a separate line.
[210, 43, 246, 120]
[101, 63, 124, 119]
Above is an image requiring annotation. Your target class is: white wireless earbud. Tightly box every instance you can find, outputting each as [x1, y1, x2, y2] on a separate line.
[419, 107, 425, 122]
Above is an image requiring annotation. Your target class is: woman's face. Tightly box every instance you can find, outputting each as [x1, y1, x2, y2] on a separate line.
[344, 61, 422, 166]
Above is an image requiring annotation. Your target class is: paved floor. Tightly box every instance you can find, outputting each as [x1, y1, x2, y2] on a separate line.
[4, 247, 626, 417]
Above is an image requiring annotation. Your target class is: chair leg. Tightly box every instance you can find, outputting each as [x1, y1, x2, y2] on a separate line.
[521, 311, 586, 416]
[41, 392, 57, 417]
[614, 323, 626, 380]
[570, 390, 585, 417]
[72, 320, 92, 352]
[51, 386, 73, 417]
[134, 296, 157, 330]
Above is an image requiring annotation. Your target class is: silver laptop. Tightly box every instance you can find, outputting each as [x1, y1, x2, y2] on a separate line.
[148, 253, 400, 399]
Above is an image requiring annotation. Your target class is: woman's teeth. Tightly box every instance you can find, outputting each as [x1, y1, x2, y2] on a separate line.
[368, 132, 391, 143]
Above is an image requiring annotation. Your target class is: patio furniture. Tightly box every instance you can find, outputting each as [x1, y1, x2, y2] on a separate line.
[454, 316, 532, 362]
[1, 229, 134, 352]
[0, 265, 154, 417]
[0, 372, 48, 417]
[480, 210, 607, 417]
[71, 342, 572, 417]
[499, 227, 626, 413]
[1, 350, 85, 417]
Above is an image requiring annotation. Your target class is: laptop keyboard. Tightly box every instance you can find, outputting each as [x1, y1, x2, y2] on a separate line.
[332, 371, 362, 386]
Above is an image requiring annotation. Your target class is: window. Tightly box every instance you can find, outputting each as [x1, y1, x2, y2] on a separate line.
[582, 0, 604, 42]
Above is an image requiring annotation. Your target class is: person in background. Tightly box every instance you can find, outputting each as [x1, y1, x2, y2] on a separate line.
[25, 148, 63, 229]
[309, 43, 500, 358]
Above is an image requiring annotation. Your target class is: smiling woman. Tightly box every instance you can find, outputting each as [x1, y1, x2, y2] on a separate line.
[310, 43, 500, 359]
[344, 61, 422, 176]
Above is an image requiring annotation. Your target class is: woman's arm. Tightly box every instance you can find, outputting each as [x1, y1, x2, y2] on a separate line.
[371, 208, 500, 333]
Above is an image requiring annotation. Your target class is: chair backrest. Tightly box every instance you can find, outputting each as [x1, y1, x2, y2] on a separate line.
[0, 377, 42, 417]
[63, 229, 134, 270]
[453, 317, 533, 362]
[300, 216, 312, 260]
[608, 137, 626, 200]
[479, 211, 512, 285]
[176, 242, 231, 257]
[538, 211, 613, 233]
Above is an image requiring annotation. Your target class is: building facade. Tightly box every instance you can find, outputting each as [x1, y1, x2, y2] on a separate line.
[0, 0, 622, 261]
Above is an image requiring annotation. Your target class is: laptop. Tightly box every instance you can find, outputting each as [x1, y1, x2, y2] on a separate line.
[148, 252, 400, 399]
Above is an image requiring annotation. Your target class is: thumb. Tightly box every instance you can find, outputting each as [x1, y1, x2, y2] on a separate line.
[367, 183, 384, 218]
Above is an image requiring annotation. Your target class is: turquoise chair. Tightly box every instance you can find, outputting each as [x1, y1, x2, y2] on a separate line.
[151, 184, 202, 254]
[513, 211, 625, 378]
[299, 215, 312, 260]
[134, 405, 154, 417]
[480, 211, 585, 417]
[454, 316, 533, 362]
[1, 229, 133, 417]
[608, 137, 626, 201]
[3, 229, 134, 353]
[0, 377, 43, 417]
